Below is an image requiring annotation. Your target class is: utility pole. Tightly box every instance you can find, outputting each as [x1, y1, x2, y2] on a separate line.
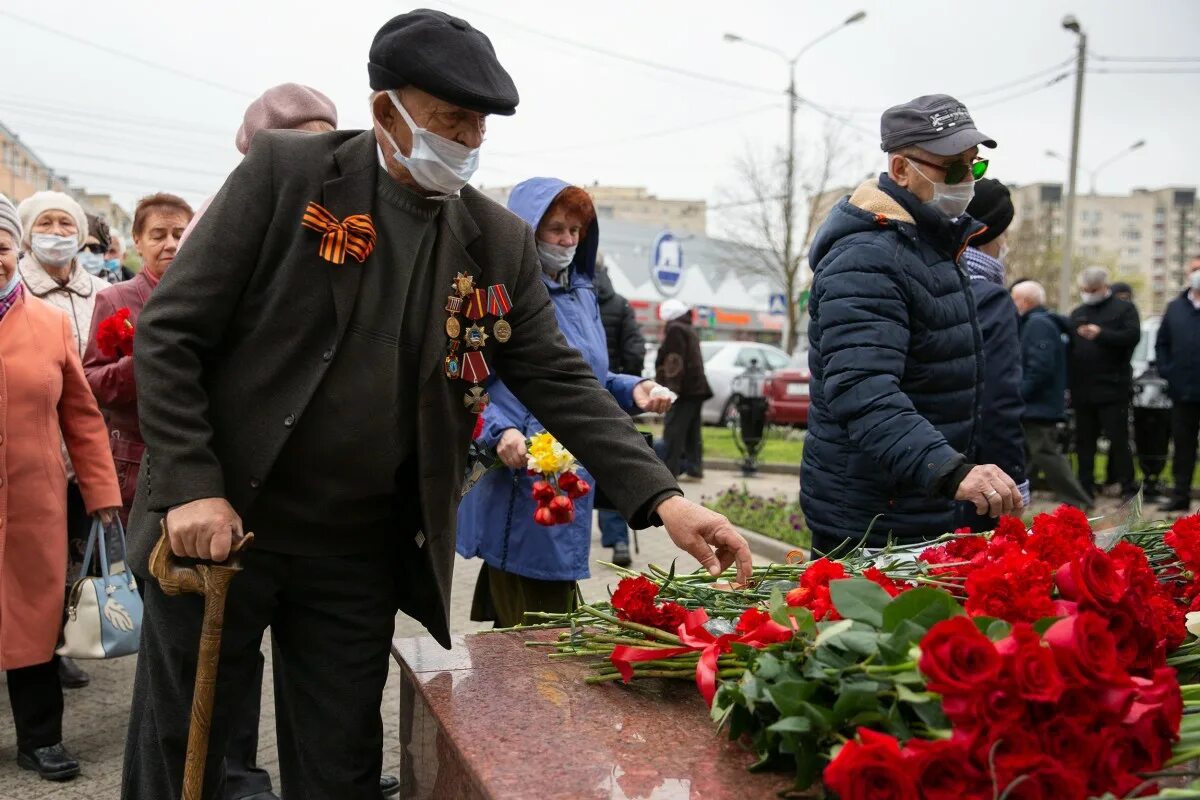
[1059, 15, 1087, 311]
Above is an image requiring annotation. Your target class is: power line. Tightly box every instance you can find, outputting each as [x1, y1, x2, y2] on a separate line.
[960, 56, 1075, 98]
[33, 146, 231, 179]
[0, 11, 254, 99]
[1089, 67, 1200, 75]
[0, 94, 230, 138]
[49, 167, 214, 196]
[434, 0, 779, 97]
[972, 72, 1070, 110]
[1094, 54, 1200, 63]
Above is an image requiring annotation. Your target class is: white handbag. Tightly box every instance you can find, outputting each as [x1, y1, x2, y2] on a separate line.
[58, 519, 143, 659]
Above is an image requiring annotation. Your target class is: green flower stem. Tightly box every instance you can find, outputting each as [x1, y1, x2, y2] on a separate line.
[1164, 745, 1200, 768]
[587, 667, 745, 684]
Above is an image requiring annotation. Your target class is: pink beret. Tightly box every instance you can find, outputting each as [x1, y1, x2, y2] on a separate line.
[235, 83, 338, 154]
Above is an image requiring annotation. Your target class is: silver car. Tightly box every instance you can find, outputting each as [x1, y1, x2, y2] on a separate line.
[698, 341, 792, 425]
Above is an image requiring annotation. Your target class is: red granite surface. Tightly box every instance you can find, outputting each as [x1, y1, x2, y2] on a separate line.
[393, 630, 795, 799]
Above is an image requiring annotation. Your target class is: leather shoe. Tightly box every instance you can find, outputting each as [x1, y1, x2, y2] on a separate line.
[58, 657, 90, 689]
[611, 542, 632, 568]
[1161, 496, 1192, 513]
[17, 742, 80, 781]
[381, 774, 401, 797]
[234, 792, 280, 800]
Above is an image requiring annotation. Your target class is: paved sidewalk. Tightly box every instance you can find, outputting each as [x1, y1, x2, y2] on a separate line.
[0, 469, 795, 799]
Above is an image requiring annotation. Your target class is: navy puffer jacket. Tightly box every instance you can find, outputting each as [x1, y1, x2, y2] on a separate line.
[801, 175, 985, 551]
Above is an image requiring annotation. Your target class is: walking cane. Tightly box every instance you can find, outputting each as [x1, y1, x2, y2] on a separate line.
[148, 522, 254, 800]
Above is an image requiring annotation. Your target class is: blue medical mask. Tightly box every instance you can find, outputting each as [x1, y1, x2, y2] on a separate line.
[0, 270, 20, 300]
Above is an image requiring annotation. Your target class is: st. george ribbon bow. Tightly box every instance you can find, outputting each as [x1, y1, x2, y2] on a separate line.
[301, 202, 377, 265]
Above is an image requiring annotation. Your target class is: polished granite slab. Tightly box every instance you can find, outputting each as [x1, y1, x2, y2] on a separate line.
[392, 630, 793, 799]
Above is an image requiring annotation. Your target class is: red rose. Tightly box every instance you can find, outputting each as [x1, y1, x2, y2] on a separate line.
[994, 753, 1088, 800]
[918, 616, 1001, 696]
[1035, 716, 1095, 773]
[1055, 546, 1127, 610]
[822, 728, 917, 800]
[964, 552, 1056, 623]
[942, 684, 1025, 729]
[995, 623, 1064, 704]
[902, 738, 988, 800]
[1105, 602, 1163, 673]
[1042, 612, 1128, 688]
[1088, 728, 1144, 798]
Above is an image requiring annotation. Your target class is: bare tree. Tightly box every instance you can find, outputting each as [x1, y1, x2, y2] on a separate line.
[716, 124, 855, 353]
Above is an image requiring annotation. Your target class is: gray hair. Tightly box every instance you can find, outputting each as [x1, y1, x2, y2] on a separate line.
[1011, 280, 1046, 306]
[1078, 266, 1109, 290]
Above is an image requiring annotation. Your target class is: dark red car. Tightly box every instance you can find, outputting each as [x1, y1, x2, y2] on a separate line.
[764, 355, 810, 427]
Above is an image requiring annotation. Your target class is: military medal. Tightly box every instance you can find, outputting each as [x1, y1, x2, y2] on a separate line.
[445, 295, 463, 338]
[464, 288, 487, 321]
[444, 340, 462, 380]
[463, 386, 490, 414]
[487, 284, 512, 343]
[463, 323, 489, 350]
[453, 272, 476, 298]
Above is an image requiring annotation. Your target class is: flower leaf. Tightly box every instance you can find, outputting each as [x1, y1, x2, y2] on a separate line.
[881, 586, 962, 633]
[829, 578, 892, 628]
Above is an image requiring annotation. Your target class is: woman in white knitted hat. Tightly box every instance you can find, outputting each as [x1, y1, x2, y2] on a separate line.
[16, 190, 112, 692]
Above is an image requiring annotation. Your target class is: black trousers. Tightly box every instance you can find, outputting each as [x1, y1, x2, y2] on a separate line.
[1172, 401, 1200, 497]
[122, 548, 401, 800]
[1074, 401, 1135, 493]
[663, 398, 704, 477]
[7, 657, 63, 750]
[223, 650, 272, 799]
[1135, 407, 1172, 481]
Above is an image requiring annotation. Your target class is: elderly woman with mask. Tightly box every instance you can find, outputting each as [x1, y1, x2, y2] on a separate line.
[85, 193, 193, 522]
[17, 191, 115, 691]
[456, 178, 674, 627]
[0, 194, 121, 782]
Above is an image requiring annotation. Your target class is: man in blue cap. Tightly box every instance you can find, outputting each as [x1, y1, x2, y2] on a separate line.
[121, 10, 752, 798]
[801, 94, 1024, 555]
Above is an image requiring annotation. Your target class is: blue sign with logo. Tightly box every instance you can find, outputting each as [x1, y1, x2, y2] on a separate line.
[649, 231, 684, 296]
[768, 293, 788, 315]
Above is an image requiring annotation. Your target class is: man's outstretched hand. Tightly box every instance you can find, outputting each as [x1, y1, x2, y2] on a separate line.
[656, 495, 753, 584]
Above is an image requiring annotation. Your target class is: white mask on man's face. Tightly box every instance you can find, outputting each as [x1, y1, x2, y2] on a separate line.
[1188, 271, 1200, 292]
[377, 91, 480, 195]
[906, 159, 975, 219]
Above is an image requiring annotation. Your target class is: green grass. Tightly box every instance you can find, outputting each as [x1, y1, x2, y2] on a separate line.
[638, 423, 805, 464]
[701, 484, 810, 549]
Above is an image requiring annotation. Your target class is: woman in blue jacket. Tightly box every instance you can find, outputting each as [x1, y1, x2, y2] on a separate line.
[456, 178, 672, 626]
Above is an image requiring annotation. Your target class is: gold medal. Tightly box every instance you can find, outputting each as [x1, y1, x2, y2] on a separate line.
[493, 318, 512, 343]
[453, 272, 476, 298]
[445, 316, 462, 338]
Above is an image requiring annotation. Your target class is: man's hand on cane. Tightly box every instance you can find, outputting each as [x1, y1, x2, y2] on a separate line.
[955, 464, 1023, 518]
[165, 498, 244, 562]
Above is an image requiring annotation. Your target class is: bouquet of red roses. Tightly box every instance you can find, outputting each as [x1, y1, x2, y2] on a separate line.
[95, 307, 135, 358]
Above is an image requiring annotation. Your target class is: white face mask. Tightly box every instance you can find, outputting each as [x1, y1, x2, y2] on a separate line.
[378, 90, 480, 195]
[78, 250, 106, 276]
[30, 233, 79, 268]
[1080, 290, 1108, 306]
[1189, 272, 1200, 292]
[907, 159, 976, 219]
[537, 241, 577, 276]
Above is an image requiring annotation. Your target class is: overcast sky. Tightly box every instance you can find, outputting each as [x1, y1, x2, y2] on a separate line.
[2, 0, 1197, 235]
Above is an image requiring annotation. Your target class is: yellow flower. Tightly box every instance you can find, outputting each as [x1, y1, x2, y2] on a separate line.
[525, 432, 576, 475]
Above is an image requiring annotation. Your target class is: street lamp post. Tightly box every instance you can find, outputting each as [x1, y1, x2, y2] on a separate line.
[1046, 139, 1147, 194]
[723, 10, 866, 352]
[1059, 14, 1088, 312]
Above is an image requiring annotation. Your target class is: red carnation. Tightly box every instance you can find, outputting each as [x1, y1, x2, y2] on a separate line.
[918, 615, 1001, 696]
[822, 728, 917, 800]
[610, 576, 689, 634]
[785, 558, 846, 621]
[964, 551, 1056, 623]
[1167, 514, 1200, 572]
[863, 567, 908, 597]
[1025, 505, 1093, 569]
[96, 307, 135, 358]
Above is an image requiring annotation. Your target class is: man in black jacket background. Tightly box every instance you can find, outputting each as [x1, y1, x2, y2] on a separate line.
[594, 254, 646, 565]
[1069, 266, 1141, 500]
[1155, 256, 1200, 511]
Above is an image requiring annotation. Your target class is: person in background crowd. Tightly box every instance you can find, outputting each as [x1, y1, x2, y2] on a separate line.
[16, 190, 113, 692]
[958, 178, 1028, 530]
[458, 179, 674, 625]
[1112, 281, 1134, 303]
[104, 230, 135, 281]
[84, 193, 193, 524]
[80, 214, 121, 285]
[1011, 280, 1095, 509]
[180, 82, 338, 243]
[802, 94, 1022, 555]
[594, 252, 646, 566]
[176, 82, 342, 800]
[1155, 257, 1200, 512]
[0, 194, 121, 783]
[1069, 266, 1141, 501]
[656, 298, 711, 479]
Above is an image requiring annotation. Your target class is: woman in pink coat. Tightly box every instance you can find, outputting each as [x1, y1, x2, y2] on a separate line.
[0, 194, 120, 782]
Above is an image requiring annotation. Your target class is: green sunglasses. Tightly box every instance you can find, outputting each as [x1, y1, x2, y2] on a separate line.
[907, 155, 989, 185]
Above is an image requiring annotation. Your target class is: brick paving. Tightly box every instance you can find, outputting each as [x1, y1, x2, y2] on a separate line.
[0, 469, 797, 800]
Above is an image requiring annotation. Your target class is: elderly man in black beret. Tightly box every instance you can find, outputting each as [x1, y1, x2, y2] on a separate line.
[120, 10, 752, 799]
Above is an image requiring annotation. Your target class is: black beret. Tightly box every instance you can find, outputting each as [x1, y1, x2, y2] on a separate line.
[368, 9, 519, 116]
[966, 178, 1014, 245]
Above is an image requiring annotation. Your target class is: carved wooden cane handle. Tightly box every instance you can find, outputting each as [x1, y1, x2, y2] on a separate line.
[149, 520, 254, 597]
